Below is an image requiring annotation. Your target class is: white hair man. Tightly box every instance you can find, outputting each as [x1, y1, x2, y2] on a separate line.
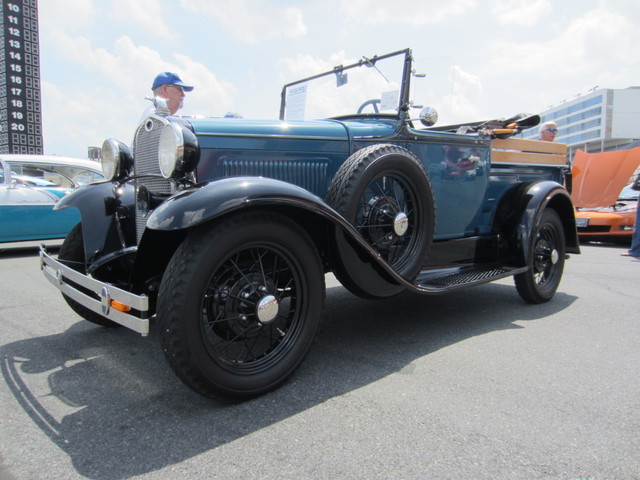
[539, 121, 558, 142]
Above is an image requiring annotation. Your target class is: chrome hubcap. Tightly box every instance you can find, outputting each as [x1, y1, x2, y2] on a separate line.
[256, 294, 279, 324]
[393, 212, 409, 236]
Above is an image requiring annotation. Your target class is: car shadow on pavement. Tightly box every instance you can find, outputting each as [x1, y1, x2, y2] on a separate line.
[1, 281, 576, 480]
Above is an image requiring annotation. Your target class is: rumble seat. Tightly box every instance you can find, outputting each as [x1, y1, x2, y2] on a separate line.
[491, 138, 567, 165]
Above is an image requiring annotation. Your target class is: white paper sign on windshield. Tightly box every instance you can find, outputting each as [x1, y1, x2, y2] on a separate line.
[285, 84, 308, 121]
[380, 90, 399, 112]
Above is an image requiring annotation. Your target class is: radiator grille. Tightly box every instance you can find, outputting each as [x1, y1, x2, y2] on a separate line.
[133, 117, 174, 194]
[133, 116, 175, 242]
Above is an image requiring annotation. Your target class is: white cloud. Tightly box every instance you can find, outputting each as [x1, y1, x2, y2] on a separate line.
[34, 0, 640, 156]
[174, 54, 238, 116]
[339, 0, 477, 26]
[43, 31, 237, 107]
[277, 51, 352, 83]
[486, 5, 640, 78]
[470, 2, 640, 118]
[180, 0, 307, 44]
[39, 33, 239, 156]
[111, 0, 177, 40]
[491, 0, 551, 26]
[41, 82, 141, 157]
[45, 33, 166, 93]
[39, 0, 175, 41]
[38, 0, 99, 31]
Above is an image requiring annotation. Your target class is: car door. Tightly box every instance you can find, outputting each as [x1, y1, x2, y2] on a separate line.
[403, 128, 491, 240]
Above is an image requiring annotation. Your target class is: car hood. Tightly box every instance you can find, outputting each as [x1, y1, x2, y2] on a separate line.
[571, 147, 640, 208]
[186, 117, 399, 144]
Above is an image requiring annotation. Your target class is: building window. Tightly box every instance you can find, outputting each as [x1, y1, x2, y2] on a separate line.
[540, 95, 603, 121]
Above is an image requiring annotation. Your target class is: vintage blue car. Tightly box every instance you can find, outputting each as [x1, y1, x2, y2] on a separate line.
[40, 49, 579, 398]
[0, 155, 104, 244]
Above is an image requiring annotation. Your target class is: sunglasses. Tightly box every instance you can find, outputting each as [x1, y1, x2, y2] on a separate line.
[547, 128, 558, 133]
[167, 84, 185, 93]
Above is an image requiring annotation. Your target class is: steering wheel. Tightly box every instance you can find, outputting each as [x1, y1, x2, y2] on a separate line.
[357, 99, 381, 114]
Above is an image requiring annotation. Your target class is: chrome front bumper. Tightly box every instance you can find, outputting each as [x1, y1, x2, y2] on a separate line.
[39, 246, 150, 336]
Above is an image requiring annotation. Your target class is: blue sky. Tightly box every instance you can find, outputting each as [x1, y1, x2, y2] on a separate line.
[38, 0, 640, 158]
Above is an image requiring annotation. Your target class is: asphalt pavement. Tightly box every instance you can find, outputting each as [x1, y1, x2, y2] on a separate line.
[0, 242, 638, 480]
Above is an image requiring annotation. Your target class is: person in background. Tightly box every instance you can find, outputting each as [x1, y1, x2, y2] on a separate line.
[539, 121, 558, 142]
[621, 171, 640, 261]
[151, 72, 194, 115]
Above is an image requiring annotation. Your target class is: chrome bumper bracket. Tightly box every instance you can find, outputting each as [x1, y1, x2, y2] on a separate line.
[40, 246, 150, 336]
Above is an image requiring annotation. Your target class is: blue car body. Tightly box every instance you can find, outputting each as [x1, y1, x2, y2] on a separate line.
[40, 49, 580, 398]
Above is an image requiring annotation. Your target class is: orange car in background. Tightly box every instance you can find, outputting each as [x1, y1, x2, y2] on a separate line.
[572, 147, 640, 240]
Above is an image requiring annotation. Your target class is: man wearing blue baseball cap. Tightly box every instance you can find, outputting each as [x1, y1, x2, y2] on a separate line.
[151, 72, 194, 115]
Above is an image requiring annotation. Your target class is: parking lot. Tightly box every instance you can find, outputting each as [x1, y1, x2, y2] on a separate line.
[0, 242, 638, 480]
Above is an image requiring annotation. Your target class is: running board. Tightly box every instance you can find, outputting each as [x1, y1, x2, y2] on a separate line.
[408, 264, 528, 294]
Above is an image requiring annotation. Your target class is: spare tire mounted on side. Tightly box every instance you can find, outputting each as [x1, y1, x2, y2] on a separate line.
[326, 144, 435, 295]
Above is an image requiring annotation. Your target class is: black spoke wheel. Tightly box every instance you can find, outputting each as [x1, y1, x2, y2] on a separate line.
[57, 223, 120, 328]
[515, 209, 566, 304]
[354, 175, 415, 266]
[158, 212, 325, 398]
[327, 144, 434, 282]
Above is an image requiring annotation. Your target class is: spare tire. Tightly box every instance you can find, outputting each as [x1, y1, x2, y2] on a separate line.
[327, 144, 435, 284]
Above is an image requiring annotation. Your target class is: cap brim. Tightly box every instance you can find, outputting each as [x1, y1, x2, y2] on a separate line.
[176, 83, 194, 92]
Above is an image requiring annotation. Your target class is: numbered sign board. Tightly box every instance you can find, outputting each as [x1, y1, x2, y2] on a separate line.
[1, 0, 43, 154]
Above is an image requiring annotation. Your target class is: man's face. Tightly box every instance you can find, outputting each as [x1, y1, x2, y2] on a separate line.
[158, 84, 185, 114]
[540, 127, 557, 141]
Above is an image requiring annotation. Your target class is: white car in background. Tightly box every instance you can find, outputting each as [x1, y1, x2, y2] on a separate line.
[0, 155, 104, 244]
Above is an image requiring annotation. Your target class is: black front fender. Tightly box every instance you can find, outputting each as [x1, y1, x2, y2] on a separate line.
[146, 177, 332, 231]
[54, 181, 136, 262]
[145, 176, 406, 296]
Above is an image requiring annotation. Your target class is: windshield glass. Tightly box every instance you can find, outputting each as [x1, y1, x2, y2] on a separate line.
[619, 184, 639, 201]
[280, 50, 409, 121]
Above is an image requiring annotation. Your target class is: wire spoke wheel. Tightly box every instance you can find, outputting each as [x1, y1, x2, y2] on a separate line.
[354, 174, 415, 268]
[201, 246, 302, 371]
[158, 212, 324, 398]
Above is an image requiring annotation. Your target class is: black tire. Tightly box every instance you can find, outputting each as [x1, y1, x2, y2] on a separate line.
[515, 209, 566, 304]
[326, 144, 434, 280]
[157, 212, 325, 398]
[57, 224, 120, 328]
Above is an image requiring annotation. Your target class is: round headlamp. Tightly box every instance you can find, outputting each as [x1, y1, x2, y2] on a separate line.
[101, 138, 133, 181]
[158, 123, 185, 179]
